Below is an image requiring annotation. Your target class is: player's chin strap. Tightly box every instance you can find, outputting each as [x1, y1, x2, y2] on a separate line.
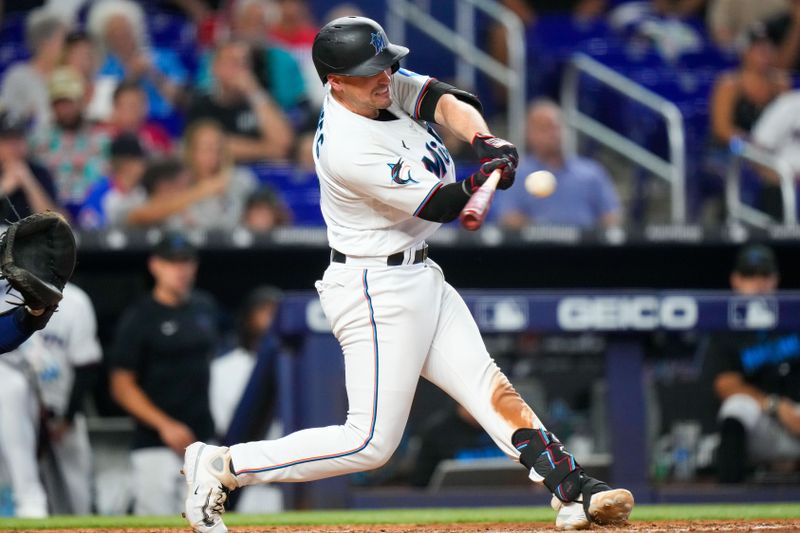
[512, 428, 611, 513]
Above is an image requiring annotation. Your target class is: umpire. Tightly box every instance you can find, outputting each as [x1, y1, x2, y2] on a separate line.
[109, 232, 220, 515]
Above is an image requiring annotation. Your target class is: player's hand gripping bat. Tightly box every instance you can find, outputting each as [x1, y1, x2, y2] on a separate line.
[459, 168, 502, 231]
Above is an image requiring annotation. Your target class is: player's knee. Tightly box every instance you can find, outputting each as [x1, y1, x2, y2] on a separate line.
[719, 393, 761, 430]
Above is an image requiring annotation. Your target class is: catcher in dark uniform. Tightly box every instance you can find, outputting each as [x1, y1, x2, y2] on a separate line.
[0, 211, 76, 353]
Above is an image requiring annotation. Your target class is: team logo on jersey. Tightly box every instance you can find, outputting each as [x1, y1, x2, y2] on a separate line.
[370, 32, 386, 55]
[422, 140, 451, 180]
[388, 157, 418, 185]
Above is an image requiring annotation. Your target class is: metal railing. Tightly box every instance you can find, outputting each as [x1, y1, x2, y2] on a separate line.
[726, 140, 797, 228]
[386, 0, 526, 152]
[561, 53, 686, 224]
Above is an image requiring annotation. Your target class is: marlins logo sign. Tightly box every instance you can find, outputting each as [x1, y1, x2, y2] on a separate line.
[370, 31, 386, 55]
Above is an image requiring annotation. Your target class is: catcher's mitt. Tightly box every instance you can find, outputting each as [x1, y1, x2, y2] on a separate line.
[0, 212, 76, 310]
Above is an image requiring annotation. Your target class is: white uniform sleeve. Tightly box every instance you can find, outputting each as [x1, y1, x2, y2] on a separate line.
[64, 286, 102, 366]
[329, 145, 445, 217]
[752, 93, 800, 151]
[391, 69, 434, 120]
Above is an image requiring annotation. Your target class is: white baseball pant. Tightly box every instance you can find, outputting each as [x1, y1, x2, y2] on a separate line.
[230, 259, 543, 485]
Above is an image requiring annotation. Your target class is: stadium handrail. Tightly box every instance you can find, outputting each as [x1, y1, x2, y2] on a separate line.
[386, 0, 526, 153]
[725, 140, 797, 228]
[561, 53, 686, 224]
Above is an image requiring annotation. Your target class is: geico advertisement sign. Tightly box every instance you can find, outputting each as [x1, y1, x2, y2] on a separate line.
[557, 296, 698, 330]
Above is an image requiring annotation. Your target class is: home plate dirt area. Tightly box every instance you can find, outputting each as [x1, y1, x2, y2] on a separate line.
[21, 519, 800, 533]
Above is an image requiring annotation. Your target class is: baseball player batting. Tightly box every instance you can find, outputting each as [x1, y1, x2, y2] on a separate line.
[182, 16, 633, 532]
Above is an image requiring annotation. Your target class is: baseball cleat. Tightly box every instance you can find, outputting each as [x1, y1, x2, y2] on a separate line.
[551, 488, 634, 530]
[551, 496, 590, 530]
[183, 442, 237, 533]
[586, 488, 634, 525]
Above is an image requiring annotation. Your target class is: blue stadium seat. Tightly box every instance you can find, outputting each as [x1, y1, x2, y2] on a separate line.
[250, 163, 323, 226]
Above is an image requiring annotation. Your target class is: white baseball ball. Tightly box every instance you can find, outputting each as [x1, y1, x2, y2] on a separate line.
[525, 170, 556, 197]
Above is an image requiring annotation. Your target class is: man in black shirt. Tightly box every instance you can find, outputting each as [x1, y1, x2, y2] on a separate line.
[0, 110, 57, 220]
[109, 232, 220, 515]
[186, 40, 294, 164]
[704, 244, 800, 483]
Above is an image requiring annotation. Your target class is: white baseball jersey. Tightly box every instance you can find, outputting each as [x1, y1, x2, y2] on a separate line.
[752, 91, 800, 177]
[313, 68, 456, 256]
[9, 283, 102, 416]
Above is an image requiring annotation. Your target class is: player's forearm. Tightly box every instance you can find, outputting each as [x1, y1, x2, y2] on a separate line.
[110, 370, 176, 431]
[434, 94, 490, 143]
[65, 363, 99, 422]
[416, 181, 471, 222]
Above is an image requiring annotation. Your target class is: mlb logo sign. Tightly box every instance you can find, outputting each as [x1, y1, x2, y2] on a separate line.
[728, 297, 778, 330]
[474, 297, 528, 332]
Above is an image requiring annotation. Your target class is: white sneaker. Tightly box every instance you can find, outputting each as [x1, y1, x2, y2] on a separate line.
[551, 496, 590, 530]
[551, 488, 634, 530]
[182, 442, 237, 533]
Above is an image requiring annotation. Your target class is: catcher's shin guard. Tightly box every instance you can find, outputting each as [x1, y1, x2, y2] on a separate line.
[512, 428, 583, 502]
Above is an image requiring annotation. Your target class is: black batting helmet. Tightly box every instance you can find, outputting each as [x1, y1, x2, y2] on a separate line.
[312, 16, 409, 84]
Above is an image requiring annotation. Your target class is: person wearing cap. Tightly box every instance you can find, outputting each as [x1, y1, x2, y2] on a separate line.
[109, 232, 220, 515]
[703, 244, 800, 482]
[186, 40, 294, 164]
[0, 110, 57, 220]
[30, 66, 110, 219]
[0, 8, 67, 137]
[77, 132, 149, 229]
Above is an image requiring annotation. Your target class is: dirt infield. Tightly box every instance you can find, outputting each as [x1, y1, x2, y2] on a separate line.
[20, 520, 800, 533]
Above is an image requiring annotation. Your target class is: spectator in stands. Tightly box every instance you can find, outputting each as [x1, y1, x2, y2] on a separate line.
[181, 119, 257, 229]
[77, 133, 148, 229]
[265, 0, 323, 106]
[0, 282, 102, 517]
[110, 232, 220, 515]
[750, 88, 800, 219]
[703, 244, 800, 483]
[108, 82, 173, 154]
[63, 31, 103, 122]
[195, 0, 312, 130]
[707, 0, 789, 50]
[763, 0, 800, 71]
[30, 66, 110, 219]
[187, 40, 293, 164]
[0, 110, 58, 220]
[709, 24, 789, 149]
[241, 184, 292, 232]
[87, 0, 188, 121]
[488, 1, 607, 72]
[494, 99, 621, 229]
[0, 8, 67, 137]
[126, 157, 229, 228]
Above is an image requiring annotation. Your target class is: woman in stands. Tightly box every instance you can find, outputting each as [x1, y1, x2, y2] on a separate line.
[87, 0, 188, 122]
[709, 24, 789, 148]
[181, 119, 257, 230]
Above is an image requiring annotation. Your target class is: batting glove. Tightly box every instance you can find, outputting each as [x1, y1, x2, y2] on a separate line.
[462, 157, 516, 195]
[471, 133, 519, 167]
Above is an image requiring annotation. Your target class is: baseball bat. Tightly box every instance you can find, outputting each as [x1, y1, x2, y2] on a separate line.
[459, 168, 502, 231]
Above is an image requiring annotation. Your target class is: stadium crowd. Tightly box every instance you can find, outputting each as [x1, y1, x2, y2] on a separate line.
[0, 0, 799, 519]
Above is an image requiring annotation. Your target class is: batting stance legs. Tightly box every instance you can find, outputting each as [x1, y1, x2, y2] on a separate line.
[183, 260, 633, 532]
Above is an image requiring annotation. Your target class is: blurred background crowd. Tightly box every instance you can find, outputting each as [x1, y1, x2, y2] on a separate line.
[0, 0, 799, 521]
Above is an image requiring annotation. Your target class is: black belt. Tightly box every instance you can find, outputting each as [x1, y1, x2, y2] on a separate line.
[331, 245, 428, 266]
